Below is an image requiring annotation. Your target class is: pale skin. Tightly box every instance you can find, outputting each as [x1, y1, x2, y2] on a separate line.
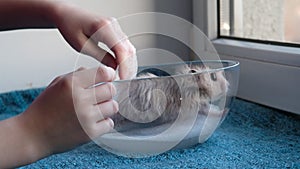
[0, 0, 137, 168]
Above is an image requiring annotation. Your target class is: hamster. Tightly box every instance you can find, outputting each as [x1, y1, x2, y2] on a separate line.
[112, 63, 229, 127]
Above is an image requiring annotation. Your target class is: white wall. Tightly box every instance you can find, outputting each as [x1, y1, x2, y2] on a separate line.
[0, 29, 77, 93]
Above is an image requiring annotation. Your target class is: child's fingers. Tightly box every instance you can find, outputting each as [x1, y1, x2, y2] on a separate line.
[112, 39, 137, 80]
[88, 17, 137, 80]
[87, 82, 117, 104]
[87, 118, 114, 139]
[93, 100, 119, 122]
[73, 66, 116, 88]
[80, 36, 118, 69]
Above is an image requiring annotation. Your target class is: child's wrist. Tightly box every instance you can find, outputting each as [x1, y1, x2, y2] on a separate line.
[16, 111, 53, 163]
[46, 1, 71, 28]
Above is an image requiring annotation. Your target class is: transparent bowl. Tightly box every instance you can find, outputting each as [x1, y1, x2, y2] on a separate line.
[95, 60, 240, 157]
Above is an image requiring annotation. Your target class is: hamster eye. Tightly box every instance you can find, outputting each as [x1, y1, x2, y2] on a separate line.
[210, 73, 217, 81]
[189, 69, 197, 73]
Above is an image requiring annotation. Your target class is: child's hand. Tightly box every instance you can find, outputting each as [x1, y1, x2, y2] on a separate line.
[0, 66, 118, 167]
[51, 2, 137, 79]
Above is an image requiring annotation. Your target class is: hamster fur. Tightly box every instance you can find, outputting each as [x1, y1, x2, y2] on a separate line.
[113, 64, 229, 126]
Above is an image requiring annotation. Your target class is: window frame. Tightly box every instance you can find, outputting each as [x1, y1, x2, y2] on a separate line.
[193, 0, 300, 115]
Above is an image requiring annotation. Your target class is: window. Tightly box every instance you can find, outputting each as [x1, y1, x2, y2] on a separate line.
[219, 0, 300, 46]
[193, 0, 300, 115]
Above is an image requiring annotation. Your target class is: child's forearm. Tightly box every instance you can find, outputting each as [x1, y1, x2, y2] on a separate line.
[0, 0, 60, 31]
[0, 113, 47, 168]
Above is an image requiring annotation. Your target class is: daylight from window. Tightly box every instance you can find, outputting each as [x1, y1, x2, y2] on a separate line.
[220, 0, 300, 44]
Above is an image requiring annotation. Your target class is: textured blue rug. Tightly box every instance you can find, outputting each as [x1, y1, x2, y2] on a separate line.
[0, 88, 299, 169]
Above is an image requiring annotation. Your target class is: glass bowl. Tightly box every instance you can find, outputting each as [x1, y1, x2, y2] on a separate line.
[94, 60, 240, 157]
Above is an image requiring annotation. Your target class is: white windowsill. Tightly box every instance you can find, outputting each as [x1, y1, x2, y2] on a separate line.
[213, 38, 300, 67]
[213, 38, 300, 115]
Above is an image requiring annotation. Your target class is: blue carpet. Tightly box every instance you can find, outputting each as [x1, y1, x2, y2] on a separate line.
[0, 88, 299, 169]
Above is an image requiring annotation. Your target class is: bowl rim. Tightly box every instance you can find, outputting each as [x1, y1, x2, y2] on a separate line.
[115, 60, 239, 82]
[91, 60, 239, 88]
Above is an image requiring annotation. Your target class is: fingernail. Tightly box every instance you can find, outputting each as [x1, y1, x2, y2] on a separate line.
[107, 118, 114, 128]
[102, 65, 116, 81]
